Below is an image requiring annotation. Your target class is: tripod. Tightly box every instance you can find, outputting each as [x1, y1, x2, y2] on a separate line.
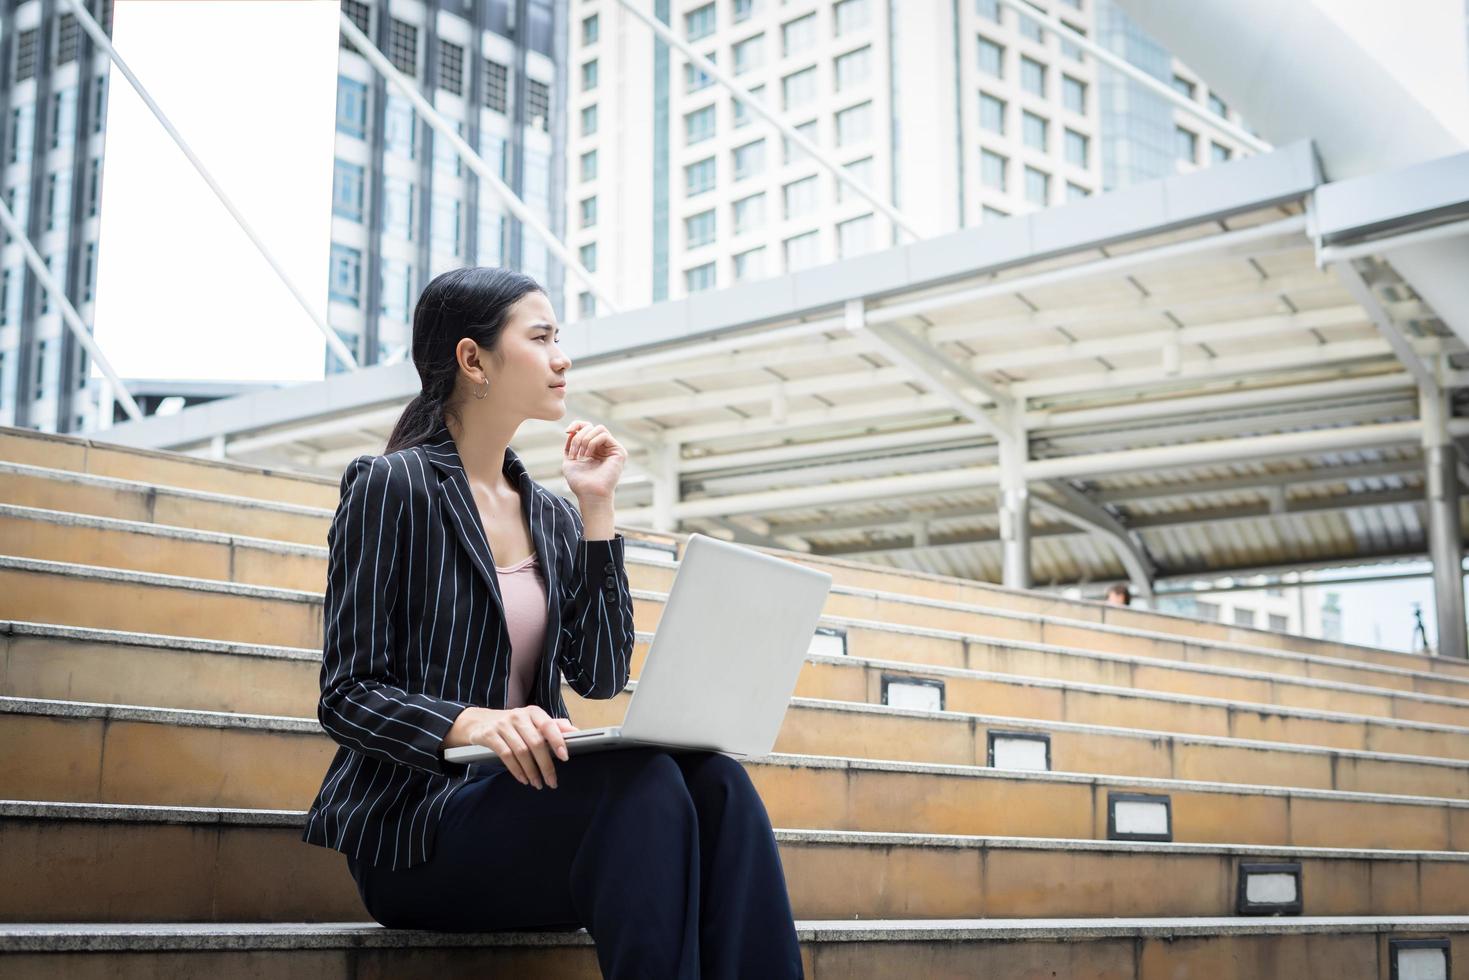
[1410, 602, 1430, 653]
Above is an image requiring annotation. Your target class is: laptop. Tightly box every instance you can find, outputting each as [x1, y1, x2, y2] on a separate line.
[442, 532, 833, 767]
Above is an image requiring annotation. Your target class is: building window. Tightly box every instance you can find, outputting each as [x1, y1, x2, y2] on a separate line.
[336, 77, 368, 139]
[1021, 110, 1047, 151]
[579, 291, 596, 317]
[387, 18, 418, 77]
[686, 3, 717, 41]
[734, 35, 765, 75]
[1066, 181, 1089, 201]
[733, 246, 765, 280]
[1018, 7, 1044, 42]
[835, 0, 871, 34]
[437, 39, 464, 95]
[580, 196, 598, 228]
[1171, 74, 1196, 100]
[1060, 21, 1086, 60]
[977, 36, 1003, 78]
[732, 139, 765, 181]
[50, 89, 76, 151]
[582, 13, 600, 46]
[384, 95, 416, 159]
[581, 59, 599, 92]
[980, 149, 1007, 190]
[1064, 128, 1088, 167]
[579, 242, 597, 272]
[581, 104, 599, 136]
[580, 149, 598, 182]
[783, 175, 819, 219]
[836, 155, 874, 203]
[526, 79, 550, 131]
[1268, 613, 1289, 632]
[783, 119, 818, 164]
[735, 0, 759, 25]
[1175, 125, 1198, 163]
[836, 101, 872, 146]
[686, 156, 716, 195]
[15, 29, 39, 83]
[979, 93, 1006, 134]
[33, 338, 48, 399]
[383, 177, 416, 240]
[379, 259, 412, 321]
[1233, 607, 1255, 628]
[976, 0, 999, 21]
[82, 242, 97, 302]
[340, 0, 370, 49]
[835, 45, 872, 89]
[837, 213, 874, 258]
[982, 204, 1009, 221]
[57, 15, 81, 65]
[686, 52, 718, 93]
[433, 120, 465, 176]
[784, 230, 821, 271]
[1208, 93, 1228, 117]
[685, 209, 716, 248]
[782, 66, 818, 110]
[478, 209, 505, 264]
[333, 159, 365, 221]
[432, 196, 461, 257]
[1020, 56, 1046, 96]
[484, 59, 510, 113]
[92, 74, 107, 134]
[734, 84, 765, 128]
[1062, 74, 1086, 113]
[685, 262, 716, 292]
[685, 104, 716, 144]
[1211, 141, 1232, 163]
[782, 13, 817, 56]
[732, 192, 764, 234]
[86, 157, 101, 217]
[1024, 165, 1049, 205]
[45, 171, 71, 231]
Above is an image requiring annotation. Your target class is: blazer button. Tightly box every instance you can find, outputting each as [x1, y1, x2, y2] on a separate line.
[603, 562, 615, 573]
[604, 575, 617, 588]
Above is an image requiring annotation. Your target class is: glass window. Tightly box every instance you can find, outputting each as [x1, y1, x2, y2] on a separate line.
[735, 0, 759, 24]
[982, 205, 1009, 221]
[685, 52, 718, 93]
[579, 242, 597, 272]
[1021, 110, 1047, 151]
[1171, 74, 1196, 99]
[1232, 607, 1255, 628]
[581, 59, 599, 92]
[45, 171, 71, 231]
[379, 259, 412, 321]
[49, 88, 76, 151]
[980, 148, 1006, 190]
[782, 66, 818, 110]
[732, 139, 765, 181]
[582, 13, 599, 45]
[433, 120, 464, 177]
[837, 213, 874, 258]
[580, 149, 598, 182]
[686, 156, 717, 195]
[1208, 93, 1227, 117]
[437, 39, 464, 95]
[686, 3, 717, 41]
[783, 175, 819, 219]
[431, 195, 461, 257]
[332, 159, 365, 221]
[782, 13, 817, 56]
[1018, 9, 1043, 42]
[478, 208, 505, 265]
[384, 95, 416, 159]
[979, 93, 1005, 134]
[387, 18, 418, 77]
[977, 36, 1003, 78]
[15, 29, 38, 82]
[578, 192, 596, 230]
[1024, 165, 1049, 205]
[1064, 128, 1088, 167]
[835, 0, 871, 34]
[784, 230, 821, 271]
[734, 84, 765, 128]
[1060, 22, 1086, 61]
[783, 119, 818, 164]
[685, 209, 716, 248]
[732, 192, 765, 234]
[733, 246, 765, 280]
[484, 59, 510, 112]
[685, 104, 716, 144]
[336, 77, 368, 139]
[341, 0, 370, 48]
[579, 291, 596, 317]
[835, 45, 872, 89]
[1066, 181, 1089, 201]
[382, 176, 416, 240]
[581, 104, 598, 136]
[525, 79, 550, 131]
[1211, 141, 1232, 163]
[685, 262, 716, 292]
[1020, 56, 1046, 96]
[975, 0, 999, 20]
[734, 35, 765, 75]
[1175, 125, 1197, 162]
[836, 155, 874, 203]
[1062, 74, 1086, 113]
[1268, 613, 1289, 632]
[57, 13, 81, 64]
[835, 101, 872, 146]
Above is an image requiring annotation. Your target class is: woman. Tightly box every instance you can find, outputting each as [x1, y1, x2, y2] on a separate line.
[300, 267, 804, 978]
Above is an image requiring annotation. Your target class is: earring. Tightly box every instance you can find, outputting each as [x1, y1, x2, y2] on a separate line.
[473, 379, 490, 400]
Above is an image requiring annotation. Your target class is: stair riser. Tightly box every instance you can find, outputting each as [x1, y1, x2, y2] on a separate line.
[1, 816, 1464, 922]
[4, 714, 1465, 850]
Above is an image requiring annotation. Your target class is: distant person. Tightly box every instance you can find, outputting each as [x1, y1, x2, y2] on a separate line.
[1105, 583, 1132, 606]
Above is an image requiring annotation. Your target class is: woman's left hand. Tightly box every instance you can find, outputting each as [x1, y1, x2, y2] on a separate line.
[562, 420, 626, 501]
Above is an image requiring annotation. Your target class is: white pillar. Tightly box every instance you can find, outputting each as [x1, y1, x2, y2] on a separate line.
[999, 431, 1031, 590]
[650, 442, 681, 533]
[1421, 385, 1467, 659]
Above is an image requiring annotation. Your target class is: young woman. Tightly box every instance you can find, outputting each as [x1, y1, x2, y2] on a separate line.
[300, 267, 804, 978]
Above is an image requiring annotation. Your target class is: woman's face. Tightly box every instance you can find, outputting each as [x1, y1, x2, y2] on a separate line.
[477, 290, 572, 422]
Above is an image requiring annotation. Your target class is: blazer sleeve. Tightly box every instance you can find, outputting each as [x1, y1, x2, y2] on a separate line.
[554, 497, 635, 700]
[317, 453, 472, 777]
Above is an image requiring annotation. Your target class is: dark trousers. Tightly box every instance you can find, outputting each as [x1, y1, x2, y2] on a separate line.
[346, 747, 804, 979]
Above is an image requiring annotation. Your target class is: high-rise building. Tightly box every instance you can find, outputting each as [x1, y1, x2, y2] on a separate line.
[565, 0, 1253, 320]
[0, 0, 566, 432]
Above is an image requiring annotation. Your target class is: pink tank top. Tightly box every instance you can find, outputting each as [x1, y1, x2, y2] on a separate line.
[495, 551, 549, 709]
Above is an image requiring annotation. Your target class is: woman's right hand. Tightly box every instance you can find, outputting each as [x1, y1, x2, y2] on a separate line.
[461, 705, 577, 790]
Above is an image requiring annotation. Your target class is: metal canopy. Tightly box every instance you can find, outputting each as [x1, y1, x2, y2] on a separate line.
[99, 140, 1469, 592]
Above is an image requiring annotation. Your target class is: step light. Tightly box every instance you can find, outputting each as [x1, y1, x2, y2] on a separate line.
[1106, 791, 1172, 842]
[881, 674, 945, 712]
[1235, 861, 1302, 916]
[810, 626, 847, 658]
[1390, 938, 1450, 980]
[987, 730, 1051, 771]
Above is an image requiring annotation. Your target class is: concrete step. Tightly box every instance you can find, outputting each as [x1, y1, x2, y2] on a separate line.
[7, 627, 1469, 798]
[4, 455, 1460, 683]
[6, 699, 1469, 851]
[2, 799, 1467, 922]
[8, 503, 1469, 706]
[2, 917, 1463, 980]
[7, 556, 1469, 759]
[0, 426, 337, 509]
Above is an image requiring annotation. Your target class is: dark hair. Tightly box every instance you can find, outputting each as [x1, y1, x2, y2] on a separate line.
[384, 266, 545, 454]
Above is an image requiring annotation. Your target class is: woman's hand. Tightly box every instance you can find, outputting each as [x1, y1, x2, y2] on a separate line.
[562, 420, 626, 502]
[462, 705, 578, 789]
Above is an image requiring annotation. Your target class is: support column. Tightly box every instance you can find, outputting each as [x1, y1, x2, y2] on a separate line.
[650, 441, 680, 533]
[1421, 384, 1467, 659]
[999, 430, 1031, 590]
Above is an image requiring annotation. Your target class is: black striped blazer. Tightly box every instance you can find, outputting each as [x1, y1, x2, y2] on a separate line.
[300, 421, 635, 871]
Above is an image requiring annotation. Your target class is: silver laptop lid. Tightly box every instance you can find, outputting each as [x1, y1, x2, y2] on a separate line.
[619, 533, 833, 757]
